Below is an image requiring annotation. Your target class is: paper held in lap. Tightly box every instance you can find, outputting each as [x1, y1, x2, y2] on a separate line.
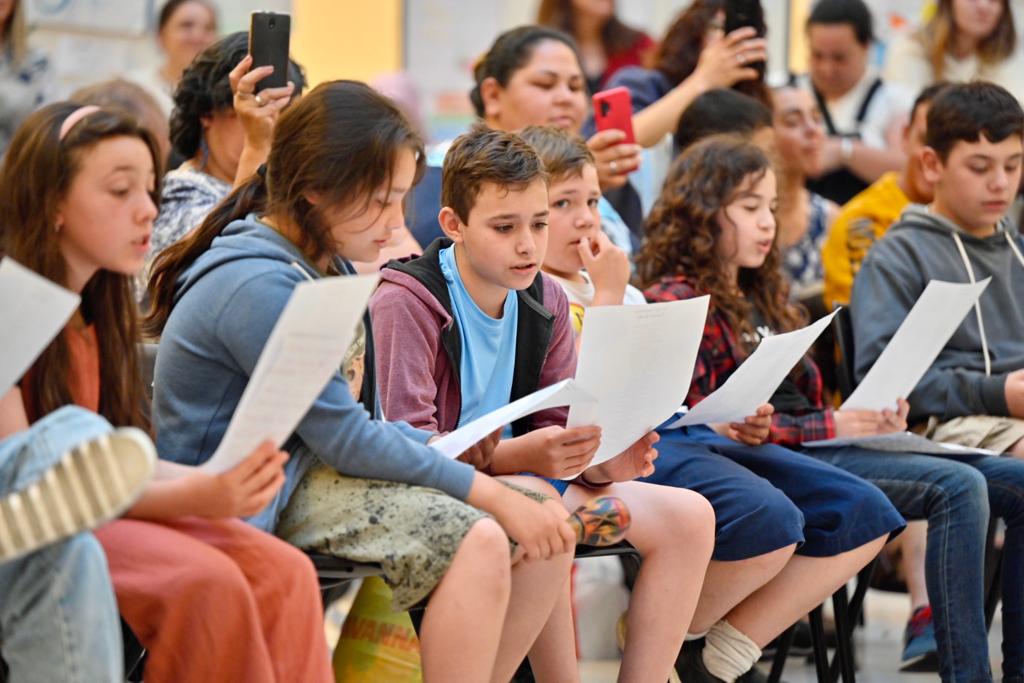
[0, 258, 80, 395]
[433, 298, 711, 474]
[803, 279, 990, 452]
[663, 310, 839, 430]
[202, 274, 380, 473]
[803, 432, 996, 457]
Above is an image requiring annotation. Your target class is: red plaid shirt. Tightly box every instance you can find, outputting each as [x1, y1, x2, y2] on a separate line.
[643, 275, 836, 446]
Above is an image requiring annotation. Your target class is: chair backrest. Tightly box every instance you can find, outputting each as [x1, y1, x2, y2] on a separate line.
[832, 306, 857, 401]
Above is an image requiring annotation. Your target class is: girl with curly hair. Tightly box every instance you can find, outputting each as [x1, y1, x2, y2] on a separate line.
[637, 134, 907, 680]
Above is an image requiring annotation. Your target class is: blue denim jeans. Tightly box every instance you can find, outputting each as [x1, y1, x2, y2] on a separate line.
[0, 407, 122, 683]
[809, 445, 1024, 683]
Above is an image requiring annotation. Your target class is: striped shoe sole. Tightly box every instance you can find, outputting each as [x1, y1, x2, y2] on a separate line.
[0, 427, 156, 563]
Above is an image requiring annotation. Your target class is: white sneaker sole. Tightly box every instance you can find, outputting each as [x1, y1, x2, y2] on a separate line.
[0, 427, 156, 563]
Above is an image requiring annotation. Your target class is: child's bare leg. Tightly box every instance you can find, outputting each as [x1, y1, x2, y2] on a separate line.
[723, 534, 888, 647]
[898, 521, 930, 611]
[564, 481, 715, 683]
[420, 518, 511, 682]
[689, 545, 797, 633]
[493, 475, 579, 683]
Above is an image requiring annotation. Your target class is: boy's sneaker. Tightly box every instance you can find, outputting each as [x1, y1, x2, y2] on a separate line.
[0, 428, 156, 563]
[675, 639, 777, 683]
[900, 605, 939, 672]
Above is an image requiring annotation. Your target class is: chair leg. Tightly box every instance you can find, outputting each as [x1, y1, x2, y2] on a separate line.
[985, 551, 1003, 631]
[827, 559, 876, 683]
[829, 586, 856, 683]
[808, 606, 831, 683]
[767, 624, 797, 683]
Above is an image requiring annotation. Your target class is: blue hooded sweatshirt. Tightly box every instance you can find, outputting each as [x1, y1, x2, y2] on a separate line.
[152, 215, 476, 532]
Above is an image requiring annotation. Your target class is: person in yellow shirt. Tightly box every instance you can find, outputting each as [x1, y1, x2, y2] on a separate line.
[822, 82, 947, 310]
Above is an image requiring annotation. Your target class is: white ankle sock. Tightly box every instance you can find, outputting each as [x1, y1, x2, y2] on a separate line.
[686, 629, 710, 641]
[702, 620, 761, 683]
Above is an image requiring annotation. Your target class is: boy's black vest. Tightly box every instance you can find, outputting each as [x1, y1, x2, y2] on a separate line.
[384, 238, 557, 436]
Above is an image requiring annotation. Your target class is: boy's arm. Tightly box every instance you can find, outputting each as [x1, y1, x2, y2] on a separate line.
[369, 281, 445, 433]
[852, 244, 1009, 420]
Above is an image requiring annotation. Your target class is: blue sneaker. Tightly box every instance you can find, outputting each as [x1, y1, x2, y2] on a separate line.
[900, 606, 938, 672]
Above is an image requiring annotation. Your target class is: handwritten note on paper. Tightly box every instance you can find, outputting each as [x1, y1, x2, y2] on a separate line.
[201, 274, 379, 473]
[566, 297, 710, 470]
[0, 258, 80, 395]
[431, 379, 597, 459]
[803, 431, 996, 457]
[666, 311, 838, 429]
[842, 279, 990, 412]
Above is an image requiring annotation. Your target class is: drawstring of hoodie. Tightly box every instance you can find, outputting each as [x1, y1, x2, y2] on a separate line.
[950, 229, 1024, 377]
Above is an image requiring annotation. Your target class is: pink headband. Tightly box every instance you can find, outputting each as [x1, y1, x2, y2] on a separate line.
[58, 105, 101, 141]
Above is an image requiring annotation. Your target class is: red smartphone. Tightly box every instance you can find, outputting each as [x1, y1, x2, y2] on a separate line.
[592, 87, 636, 145]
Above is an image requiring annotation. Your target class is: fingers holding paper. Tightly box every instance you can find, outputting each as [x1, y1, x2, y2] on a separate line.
[584, 431, 660, 483]
[717, 403, 774, 446]
[455, 427, 502, 472]
[511, 425, 602, 479]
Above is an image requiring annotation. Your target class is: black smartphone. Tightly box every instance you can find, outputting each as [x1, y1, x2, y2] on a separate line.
[724, 0, 765, 36]
[724, 0, 766, 77]
[249, 11, 291, 92]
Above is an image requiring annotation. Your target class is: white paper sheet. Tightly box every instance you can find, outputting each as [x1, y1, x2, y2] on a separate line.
[430, 379, 597, 459]
[665, 311, 838, 429]
[201, 274, 379, 473]
[842, 279, 990, 412]
[802, 431, 996, 457]
[566, 297, 710, 469]
[0, 258, 80, 395]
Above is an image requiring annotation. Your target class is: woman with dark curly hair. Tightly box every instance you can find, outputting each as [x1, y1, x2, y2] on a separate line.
[144, 31, 304, 289]
[605, 0, 768, 150]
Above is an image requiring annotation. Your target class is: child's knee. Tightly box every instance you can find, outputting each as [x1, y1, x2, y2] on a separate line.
[458, 517, 512, 585]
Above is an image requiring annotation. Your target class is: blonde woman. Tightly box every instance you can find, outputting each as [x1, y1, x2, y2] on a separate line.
[885, 0, 1024, 102]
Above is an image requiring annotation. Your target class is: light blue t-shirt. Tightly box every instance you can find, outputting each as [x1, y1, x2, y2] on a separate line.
[439, 245, 518, 427]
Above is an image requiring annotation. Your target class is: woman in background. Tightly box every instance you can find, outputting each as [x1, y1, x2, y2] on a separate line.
[127, 0, 218, 117]
[537, 0, 654, 93]
[0, 0, 48, 155]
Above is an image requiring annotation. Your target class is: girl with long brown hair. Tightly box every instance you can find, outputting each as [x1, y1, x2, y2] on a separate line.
[638, 135, 905, 681]
[0, 101, 333, 683]
[146, 79, 579, 683]
[886, 0, 1024, 101]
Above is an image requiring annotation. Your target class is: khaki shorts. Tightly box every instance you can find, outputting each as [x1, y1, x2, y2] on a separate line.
[921, 415, 1024, 454]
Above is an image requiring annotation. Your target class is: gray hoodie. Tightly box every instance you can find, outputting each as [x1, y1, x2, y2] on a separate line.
[851, 205, 1024, 422]
[152, 215, 475, 532]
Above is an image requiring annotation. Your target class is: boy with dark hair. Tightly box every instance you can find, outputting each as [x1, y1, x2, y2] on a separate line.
[852, 81, 1024, 682]
[822, 81, 948, 310]
[674, 89, 773, 156]
[369, 123, 719, 683]
[801, 0, 910, 204]
[854, 81, 1024, 453]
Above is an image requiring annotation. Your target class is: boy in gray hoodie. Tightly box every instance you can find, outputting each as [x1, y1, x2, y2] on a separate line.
[853, 81, 1024, 456]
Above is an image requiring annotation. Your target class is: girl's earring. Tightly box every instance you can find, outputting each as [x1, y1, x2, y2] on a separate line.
[55, 222, 62, 234]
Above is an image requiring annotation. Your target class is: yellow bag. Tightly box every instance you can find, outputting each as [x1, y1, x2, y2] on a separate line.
[333, 577, 423, 683]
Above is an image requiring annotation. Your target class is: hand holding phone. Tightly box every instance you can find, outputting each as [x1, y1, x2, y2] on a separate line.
[724, 0, 766, 77]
